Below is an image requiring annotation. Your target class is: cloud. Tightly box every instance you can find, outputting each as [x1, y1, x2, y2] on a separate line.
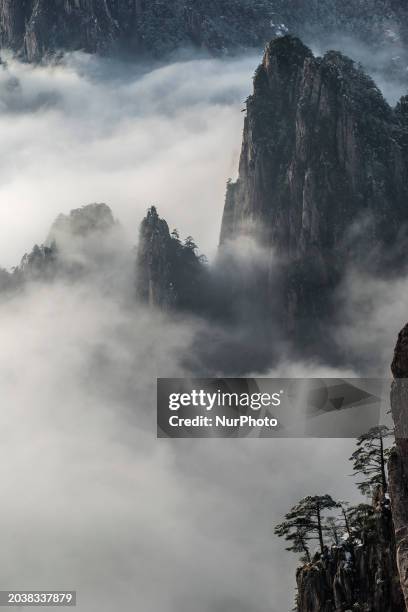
[0, 46, 401, 612]
[0, 52, 258, 269]
[335, 269, 408, 375]
[308, 31, 408, 105]
[0, 277, 361, 612]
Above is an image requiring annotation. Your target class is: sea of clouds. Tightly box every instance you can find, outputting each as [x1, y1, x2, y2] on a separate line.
[0, 42, 406, 612]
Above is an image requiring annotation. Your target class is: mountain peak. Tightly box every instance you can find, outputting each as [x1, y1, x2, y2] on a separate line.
[136, 206, 206, 311]
[220, 37, 408, 349]
[47, 203, 116, 244]
[264, 35, 313, 64]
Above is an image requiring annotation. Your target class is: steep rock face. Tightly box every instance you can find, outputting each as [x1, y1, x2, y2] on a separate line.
[0, 0, 277, 61]
[389, 323, 408, 611]
[0, 1, 118, 61]
[136, 206, 177, 308]
[2, 0, 407, 63]
[296, 503, 403, 612]
[221, 36, 408, 338]
[136, 206, 206, 311]
[0, 0, 26, 50]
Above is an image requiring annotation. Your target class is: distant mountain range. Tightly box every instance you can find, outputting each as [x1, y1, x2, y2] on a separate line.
[1, 0, 408, 64]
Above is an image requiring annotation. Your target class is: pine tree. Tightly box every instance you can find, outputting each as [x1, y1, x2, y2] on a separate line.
[184, 236, 198, 251]
[326, 516, 344, 546]
[274, 494, 338, 556]
[338, 501, 352, 539]
[171, 229, 181, 244]
[345, 503, 376, 543]
[350, 425, 393, 497]
[274, 522, 312, 562]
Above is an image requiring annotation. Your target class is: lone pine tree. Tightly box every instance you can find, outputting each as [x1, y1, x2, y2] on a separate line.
[350, 425, 393, 497]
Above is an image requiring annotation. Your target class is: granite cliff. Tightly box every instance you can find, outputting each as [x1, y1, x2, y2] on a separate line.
[136, 206, 207, 311]
[1, 1, 407, 63]
[279, 441, 405, 612]
[0, 0, 277, 61]
[295, 498, 403, 612]
[389, 325, 408, 611]
[220, 36, 408, 346]
[291, 324, 408, 612]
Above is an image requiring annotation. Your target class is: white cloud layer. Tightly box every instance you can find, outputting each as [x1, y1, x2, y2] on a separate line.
[0, 48, 402, 612]
[0, 52, 258, 268]
[0, 280, 359, 612]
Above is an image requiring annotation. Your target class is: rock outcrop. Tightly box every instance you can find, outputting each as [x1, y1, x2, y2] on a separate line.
[220, 36, 408, 344]
[389, 324, 408, 611]
[296, 495, 404, 611]
[136, 206, 178, 308]
[136, 206, 206, 311]
[10, 202, 120, 284]
[47, 202, 116, 243]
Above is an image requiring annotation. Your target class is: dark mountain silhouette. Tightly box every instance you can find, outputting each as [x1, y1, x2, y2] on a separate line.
[1, 0, 408, 66]
[219, 36, 408, 354]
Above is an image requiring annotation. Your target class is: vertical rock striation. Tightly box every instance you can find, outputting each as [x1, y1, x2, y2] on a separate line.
[136, 206, 177, 308]
[296, 502, 403, 611]
[1, 1, 408, 63]
[389, 324, 408, 611]
[136, 206, 207, 311]
[220, 36, 408, 339]
[0, 0, 277, 61]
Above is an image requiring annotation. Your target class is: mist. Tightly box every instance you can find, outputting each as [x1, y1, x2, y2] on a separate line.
[0, 51, 257, 268]
[0, 43, 405, 612]
[0, 274, 364, 612]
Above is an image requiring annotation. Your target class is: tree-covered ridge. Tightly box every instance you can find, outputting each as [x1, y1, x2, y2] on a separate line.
[275, 426, 404, 612]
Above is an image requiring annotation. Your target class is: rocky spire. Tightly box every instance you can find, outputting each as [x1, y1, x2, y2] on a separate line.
[220, 36, 408, 340]
[136, 206, 177, 308]
[136, 206, 207, 311]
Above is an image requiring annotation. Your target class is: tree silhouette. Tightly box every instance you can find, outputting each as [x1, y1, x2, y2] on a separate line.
[326, 516, 344, 546]
[346, 503, 376, 543]
[350, 425, 393, 497]
[338, 501, 352, 540]
[184, 236, 198, 251]
[275, 494, 338, 556]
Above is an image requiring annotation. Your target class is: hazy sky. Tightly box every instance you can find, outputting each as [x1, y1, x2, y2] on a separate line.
[0, 43, 405, 612]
